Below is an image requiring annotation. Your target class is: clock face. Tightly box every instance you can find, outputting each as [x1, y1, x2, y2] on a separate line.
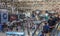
[3, 13, 7, 19]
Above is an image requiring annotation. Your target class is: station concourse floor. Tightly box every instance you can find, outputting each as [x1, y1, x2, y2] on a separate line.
[0, 24, 60, 36]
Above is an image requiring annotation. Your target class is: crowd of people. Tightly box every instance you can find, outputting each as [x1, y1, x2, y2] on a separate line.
[40, 14, 60, 36]
[0, 22, 21, 32]
[0, 11, 60, 36]
[0, 18, 35, 33]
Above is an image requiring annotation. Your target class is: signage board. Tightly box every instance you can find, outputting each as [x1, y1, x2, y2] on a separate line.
[1, 12, 8, 23]
[33, 21, 41, 24]
[6, 32, 25, 36]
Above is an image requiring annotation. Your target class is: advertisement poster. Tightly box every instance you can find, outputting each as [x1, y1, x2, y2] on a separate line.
[9, 14, 18, 22]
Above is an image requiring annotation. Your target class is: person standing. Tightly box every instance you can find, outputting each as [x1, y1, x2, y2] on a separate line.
[3, 23, 7, 32]
[43, 22, 50, 36]
[48, 17, 54, 32]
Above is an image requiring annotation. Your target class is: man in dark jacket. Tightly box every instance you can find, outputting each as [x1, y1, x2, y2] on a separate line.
[48, 17, 54, 26]
[48, 17, 56, 32]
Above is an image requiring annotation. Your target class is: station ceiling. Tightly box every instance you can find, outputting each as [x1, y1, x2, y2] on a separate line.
[0, 0, 60, 12]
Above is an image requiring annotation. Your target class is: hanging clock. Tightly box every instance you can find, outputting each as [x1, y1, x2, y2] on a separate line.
[3, 13, 7, 19]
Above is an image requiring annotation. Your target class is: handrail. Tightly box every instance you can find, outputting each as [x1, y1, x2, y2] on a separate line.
[32, 21, 43, 36]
